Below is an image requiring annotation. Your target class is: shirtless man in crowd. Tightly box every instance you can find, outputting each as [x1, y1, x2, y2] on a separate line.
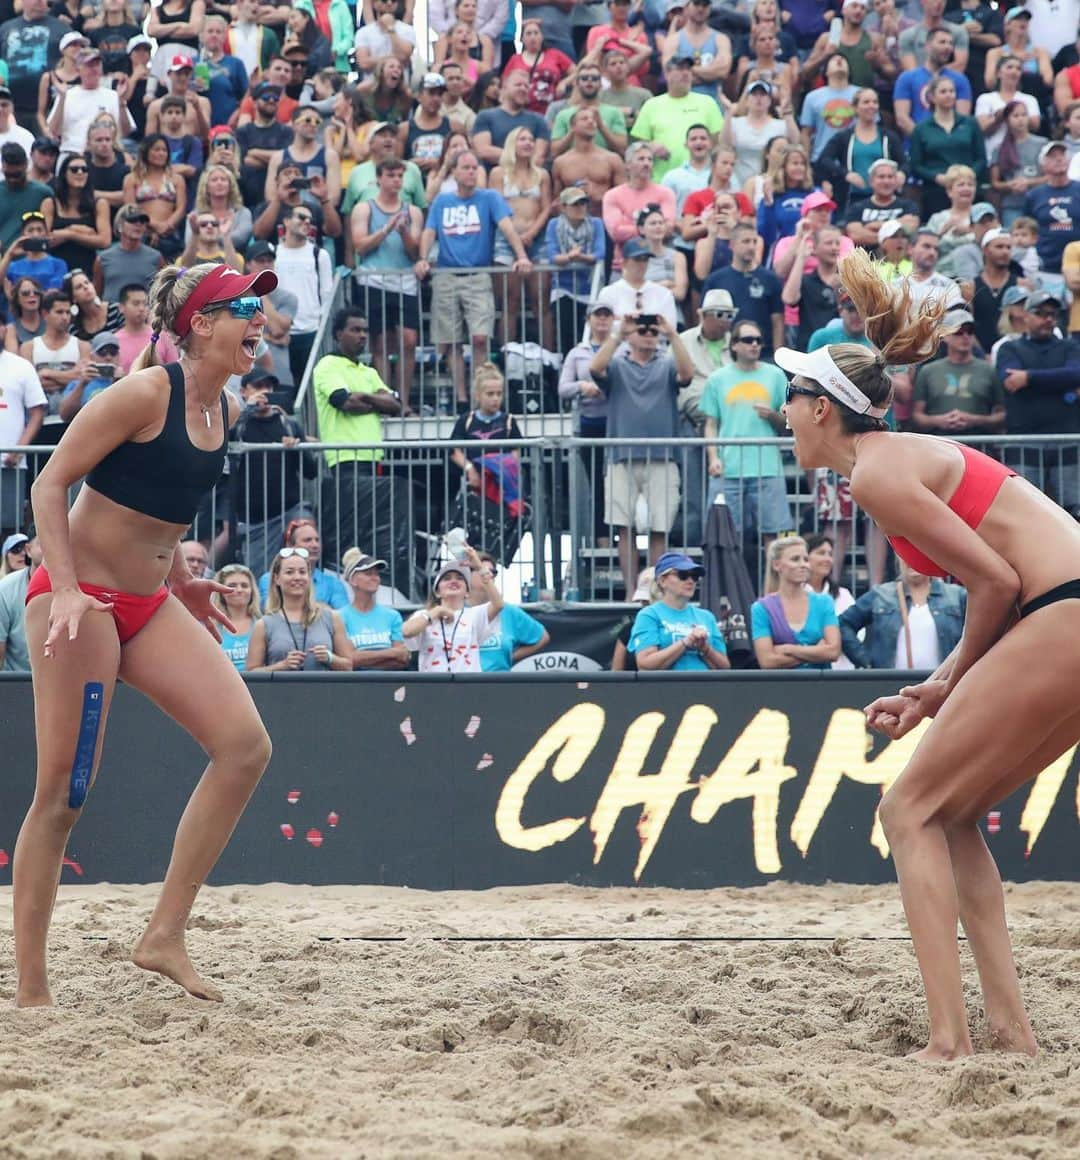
[552, 107, 625, 218]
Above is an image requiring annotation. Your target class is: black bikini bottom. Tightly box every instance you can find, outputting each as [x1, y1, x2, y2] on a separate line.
[1019, 578, 1080, 619]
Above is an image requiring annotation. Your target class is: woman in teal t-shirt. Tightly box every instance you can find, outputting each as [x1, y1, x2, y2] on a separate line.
[751, 536, 841, 669]
[212, 564, 262, 672]
[629, 552, 730, 672]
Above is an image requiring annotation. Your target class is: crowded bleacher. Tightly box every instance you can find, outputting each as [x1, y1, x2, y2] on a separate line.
[1, 0, 1079, 672]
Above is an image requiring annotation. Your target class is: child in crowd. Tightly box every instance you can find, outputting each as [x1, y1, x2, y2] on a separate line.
[1010, 216, 1041, 281]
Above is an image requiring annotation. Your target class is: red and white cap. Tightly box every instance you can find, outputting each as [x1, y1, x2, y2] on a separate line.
[173, 265, 278, 339]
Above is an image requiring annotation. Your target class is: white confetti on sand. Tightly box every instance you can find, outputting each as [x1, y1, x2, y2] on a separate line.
[394, 687, 406, 703]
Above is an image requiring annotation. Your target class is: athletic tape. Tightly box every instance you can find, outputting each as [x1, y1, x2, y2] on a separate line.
[69, 682, 104, 809]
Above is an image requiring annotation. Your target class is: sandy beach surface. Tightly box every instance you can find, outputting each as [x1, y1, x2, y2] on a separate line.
[2, 881, 1079, 1159]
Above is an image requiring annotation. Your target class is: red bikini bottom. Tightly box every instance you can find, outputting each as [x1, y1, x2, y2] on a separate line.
[26, 564, 170, 644]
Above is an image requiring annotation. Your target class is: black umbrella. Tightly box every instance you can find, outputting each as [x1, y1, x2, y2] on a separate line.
[701, 500, 758, 669]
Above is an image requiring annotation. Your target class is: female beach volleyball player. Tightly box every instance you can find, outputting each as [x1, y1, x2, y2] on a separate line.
[777, 249, 1080, 1061]
[13, 263, 276, 1008]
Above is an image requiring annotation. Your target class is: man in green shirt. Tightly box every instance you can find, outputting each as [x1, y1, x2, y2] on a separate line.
[550, 66, 628, 157]
[312, 306, 403, 569]
[342, 123, 427, 219]
[0, 144, 53, 251]
[630, 56, 724, 182]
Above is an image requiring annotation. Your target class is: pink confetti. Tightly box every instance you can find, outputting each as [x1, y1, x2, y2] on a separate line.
[327, 811, 339, 828]
[287, 789, 301, 805]
[464, 714, 481, 738]
[400, 716, 416, 745]
[0, 849, 9, 868]
[393, 687, 406, 702]
[280, 823, 295, 840]
[987, 811, 1001, 835]
[476, 753, 494, 770]
[63, 856, 84, 876]
[306, 828, 323, 849]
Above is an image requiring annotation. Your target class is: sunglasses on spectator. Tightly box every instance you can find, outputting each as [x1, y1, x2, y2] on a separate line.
[260, 92, 281, 102]
[637, 325, 660, 335]
[198, 218, 218, 228]
[297, 117, 321, 127]
[293, 213, 313, 223]
[212, 137, 235, 147]
[670, 570, 698, 581]
[786, 384, 820, 403]
[702, 310, 737, 320]
[67, 164, 88, 174]
[204, 296, 263, 320]
[278, 547, 310, 559]
[735, 335, 762, 345]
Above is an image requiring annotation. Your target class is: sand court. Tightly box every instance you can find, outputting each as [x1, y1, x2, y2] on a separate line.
[2, 881, 1080, 1158]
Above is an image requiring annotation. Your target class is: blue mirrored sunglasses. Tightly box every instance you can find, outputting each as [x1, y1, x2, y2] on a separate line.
[210, 296, 262, 320]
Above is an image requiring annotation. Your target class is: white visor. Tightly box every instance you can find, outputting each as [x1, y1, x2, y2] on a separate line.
[774, 345, 890, 419]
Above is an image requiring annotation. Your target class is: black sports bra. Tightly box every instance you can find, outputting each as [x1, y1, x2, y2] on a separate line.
[86, 362, 228, 525]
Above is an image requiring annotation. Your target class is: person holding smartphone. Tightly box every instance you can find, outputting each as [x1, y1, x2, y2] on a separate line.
[0, 211, 68, 296]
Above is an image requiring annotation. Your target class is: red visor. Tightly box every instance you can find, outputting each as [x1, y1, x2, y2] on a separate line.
[173, 265, 278, 339]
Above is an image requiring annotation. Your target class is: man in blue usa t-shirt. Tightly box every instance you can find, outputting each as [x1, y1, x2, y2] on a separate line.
[414, 150, 533, 409]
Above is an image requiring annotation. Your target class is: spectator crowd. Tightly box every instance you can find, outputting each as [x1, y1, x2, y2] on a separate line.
[2, 0, 1080, 673]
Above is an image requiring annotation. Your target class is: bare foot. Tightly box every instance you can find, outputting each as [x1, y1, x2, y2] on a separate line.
[133, 932, 223, 1002]
[14, 985, 53, 1009]
[987, 1024, 1039, 1056]
[907, 1042, 974, 1062]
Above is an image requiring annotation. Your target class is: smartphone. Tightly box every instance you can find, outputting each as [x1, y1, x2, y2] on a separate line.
[828, 18, 842, 45]
[290, 176, 312, 191]
[90, 363, 116, 377]
[22, 237, 49, 252]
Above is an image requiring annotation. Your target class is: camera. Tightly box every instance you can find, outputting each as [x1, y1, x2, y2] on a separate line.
[22, 237, 49, 252]
[636, 313, 660, 327]
[290, 177, 312, 191]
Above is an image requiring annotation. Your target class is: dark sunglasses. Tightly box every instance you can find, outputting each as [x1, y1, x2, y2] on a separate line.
[198, 219, 219, 228]
[66, 164, 88, 173]
[785, 384, 820, 404]
[672, 570, 698, 581]
[702, 310, 737, 320]
[637, 325, 660, 335]
[736, 335, 762, 344]
[212, 137, 236, 147]
[259, 92, 281, 102]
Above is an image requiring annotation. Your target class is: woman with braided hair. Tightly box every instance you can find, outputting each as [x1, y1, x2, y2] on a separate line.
[13, 262, 276, 1008]
[777, 249, 1080, 1060]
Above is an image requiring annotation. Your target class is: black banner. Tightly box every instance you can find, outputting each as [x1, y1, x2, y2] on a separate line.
[1, 674, 1077, 888]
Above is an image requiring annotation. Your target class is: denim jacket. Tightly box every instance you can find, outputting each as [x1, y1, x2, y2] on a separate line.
[839, 579, 967, 669]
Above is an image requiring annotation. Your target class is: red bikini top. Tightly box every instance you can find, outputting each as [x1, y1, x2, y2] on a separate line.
[886, 443, 1016, 578]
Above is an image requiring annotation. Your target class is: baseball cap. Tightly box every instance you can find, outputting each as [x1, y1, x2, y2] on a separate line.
[0, 142, 27, 163]
[76, 47, 102, 64]
[0, 86, 12, 103]
[666, 54, 695, 68]
[2, 533, 29, 556]
[878, 220, 909, 242]
[654, 551, 703, 578]
[32, 136, 59, 154]
[60, 30, 89, 52]
[209, 125, 235, 143]
[631, 567, 656, 602]
[701, 288, 735, 313]
[1001, 285, 1029, 308]
[868, 158, 899, 176]
[173, 265, 278, 339]
[168, 54, 195, 72]
[1025, 289, 1062, 310]
[1039, 140, 1068, 162]
[559, 186, 588, 206]
[1005, 5, 1032, 18]
[247, 240, 277, 261]
[90, 331, 120, 353]
[622, 238, 651, 260]
[801, 190, 837, 216]
[282, 40, 309, 56]
[127, 34, 153, 52]
[586, 300, 613, 315]
[842, 0, 865, 8]
[254, 82, 283, 99]
[434, 561, 470, 588]
[116, 204, 150, 224]
[970, 202, 998, 223]
[746, 79, 772, 96]
[980, 227, 1010, 249]
[241, 368, 279, 388]
[420, 72, 447, 90]
[345, 554, 388, 580]
[368, 121, 395, 137]
[950, 310, 975, 327]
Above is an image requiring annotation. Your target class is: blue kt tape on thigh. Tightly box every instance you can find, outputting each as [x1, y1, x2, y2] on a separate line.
[69, 682, 104, 809]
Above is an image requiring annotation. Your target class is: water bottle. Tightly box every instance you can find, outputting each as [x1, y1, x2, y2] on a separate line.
[445, 527, 469, 561]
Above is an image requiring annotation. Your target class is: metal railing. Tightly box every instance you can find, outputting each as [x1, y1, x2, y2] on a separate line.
[5, 434, 1078, 604]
